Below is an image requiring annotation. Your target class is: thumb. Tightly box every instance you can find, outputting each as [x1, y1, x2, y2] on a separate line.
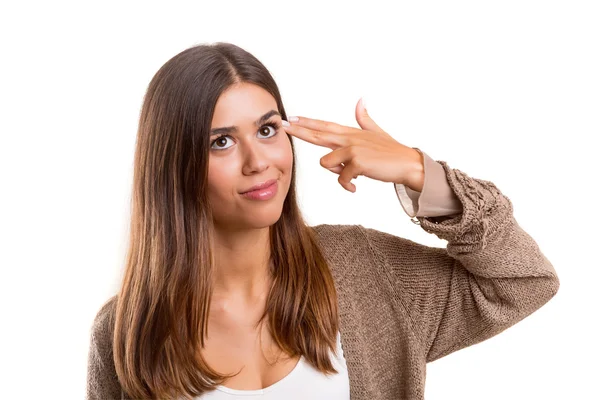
[355, 97, 385, 133]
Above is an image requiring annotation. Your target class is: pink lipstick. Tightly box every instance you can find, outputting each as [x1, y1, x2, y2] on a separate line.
[240, 180, 278, 200]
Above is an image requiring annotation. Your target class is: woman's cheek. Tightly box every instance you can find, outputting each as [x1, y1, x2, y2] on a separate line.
[278, 134, 294, 169]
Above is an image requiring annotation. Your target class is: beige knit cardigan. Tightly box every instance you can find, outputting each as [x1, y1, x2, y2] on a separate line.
[87, 152, 560, 399]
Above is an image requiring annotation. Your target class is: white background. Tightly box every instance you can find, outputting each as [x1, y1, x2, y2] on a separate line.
[1, 1, 598, 399]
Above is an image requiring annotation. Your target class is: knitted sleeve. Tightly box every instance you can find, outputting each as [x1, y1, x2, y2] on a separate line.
[359, 160, 560, 363]
[86, 297, 123, 400]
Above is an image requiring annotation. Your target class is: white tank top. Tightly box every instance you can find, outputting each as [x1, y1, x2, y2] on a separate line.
[196, 331, 350, 399]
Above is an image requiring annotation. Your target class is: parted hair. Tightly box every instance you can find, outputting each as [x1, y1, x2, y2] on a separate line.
[112, 42, 340, 399]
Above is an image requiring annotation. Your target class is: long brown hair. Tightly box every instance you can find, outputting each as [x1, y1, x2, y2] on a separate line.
[112, 42, 340, 399]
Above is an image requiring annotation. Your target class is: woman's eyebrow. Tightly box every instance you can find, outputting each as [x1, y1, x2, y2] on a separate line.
[210, 110, 281, 136]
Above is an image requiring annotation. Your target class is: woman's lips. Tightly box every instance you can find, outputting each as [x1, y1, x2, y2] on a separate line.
[240, 180, 278, 200]
[241, 179, 278, 194]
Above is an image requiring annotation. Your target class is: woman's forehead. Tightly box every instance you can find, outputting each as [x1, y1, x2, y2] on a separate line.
[211, 84, 278, 131]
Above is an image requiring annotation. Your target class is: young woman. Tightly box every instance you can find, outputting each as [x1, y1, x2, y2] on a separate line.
[86, 42, 560, 400]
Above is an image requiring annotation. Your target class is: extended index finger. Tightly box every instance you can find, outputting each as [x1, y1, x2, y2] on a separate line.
[290, 116, 348, 134]
[282, 116, 351, 149]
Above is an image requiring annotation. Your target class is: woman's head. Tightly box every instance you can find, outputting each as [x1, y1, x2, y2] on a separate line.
[112, 42, 339, 399]
[208, 81, 293, 232]
[133, 42, 296, 233]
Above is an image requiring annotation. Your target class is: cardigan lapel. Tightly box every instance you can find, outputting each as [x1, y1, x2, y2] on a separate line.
[331, 263, 370, 400]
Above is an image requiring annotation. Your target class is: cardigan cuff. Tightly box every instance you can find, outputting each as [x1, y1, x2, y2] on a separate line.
[394, 148, 463, 218]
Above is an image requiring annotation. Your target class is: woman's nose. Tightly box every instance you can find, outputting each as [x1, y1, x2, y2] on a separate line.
[241, 145, 270, 175]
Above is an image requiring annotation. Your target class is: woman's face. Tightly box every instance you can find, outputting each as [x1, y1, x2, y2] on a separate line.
[207, 82, 293, 231]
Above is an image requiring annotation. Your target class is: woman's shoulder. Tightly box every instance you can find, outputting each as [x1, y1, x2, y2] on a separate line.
[309, 223, 364, 251]
[90, 294, 118, 342]
[309, 222, 440, 265]
[309, 223, 419, 249]
[309, 223, 392, 259]
[87, 295, 123, 399]
[310, 223, 380, 241]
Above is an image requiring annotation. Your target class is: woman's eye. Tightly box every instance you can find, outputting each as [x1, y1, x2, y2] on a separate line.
[210, 122, 279, 150]
[211, 135, 232, 150]
[258, 123, 278, 139]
